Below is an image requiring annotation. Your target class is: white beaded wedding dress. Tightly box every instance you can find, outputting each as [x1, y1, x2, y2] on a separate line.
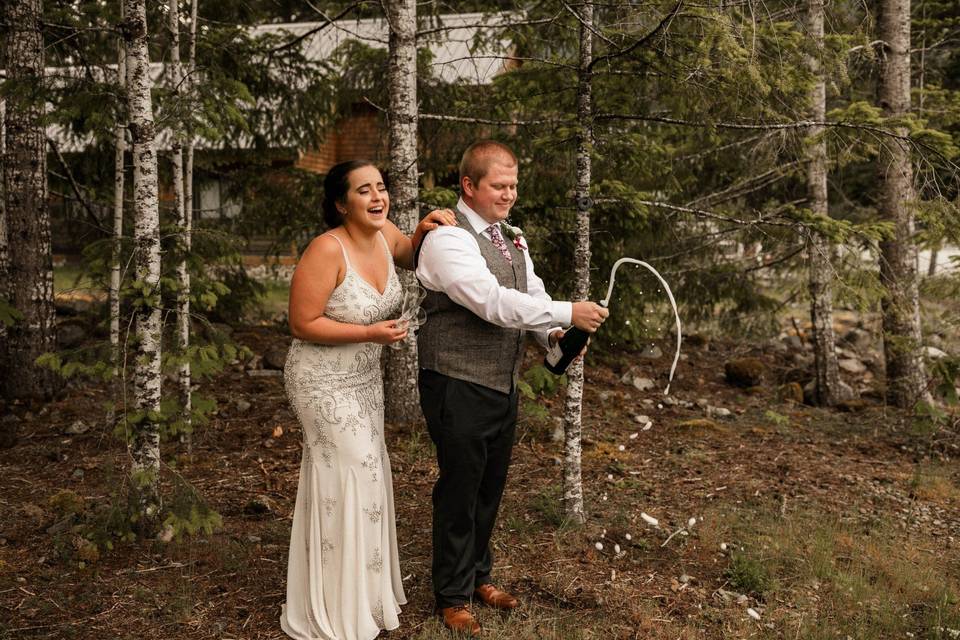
[281, 232, 406, 640]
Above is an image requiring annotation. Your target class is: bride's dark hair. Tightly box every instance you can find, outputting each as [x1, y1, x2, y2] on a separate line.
[322, 160, 377, 228]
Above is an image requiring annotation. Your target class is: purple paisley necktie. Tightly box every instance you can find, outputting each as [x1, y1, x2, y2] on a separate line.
[487, 224, 513, 263]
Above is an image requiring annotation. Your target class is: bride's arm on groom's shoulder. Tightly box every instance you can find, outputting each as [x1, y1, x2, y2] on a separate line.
[288, 235, 406, 345]
[384, 209, 458, 271]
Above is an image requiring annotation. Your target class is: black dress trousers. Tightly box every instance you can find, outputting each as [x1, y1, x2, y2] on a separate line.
[418, 368, 518, 608]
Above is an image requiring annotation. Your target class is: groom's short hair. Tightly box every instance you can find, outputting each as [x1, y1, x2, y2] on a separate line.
[459, 140, 518, 187]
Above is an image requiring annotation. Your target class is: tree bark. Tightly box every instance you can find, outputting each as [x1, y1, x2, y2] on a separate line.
[562, 1, 594, 525]
[876, 0, 927, 408]
[383, 0, 421, 426]
[804, 0, 843, 406]
[111, 14, 126, 374]
[1, 0, 58, 401]
[123, 0, 163, 533]
[169, 0, 192, 446]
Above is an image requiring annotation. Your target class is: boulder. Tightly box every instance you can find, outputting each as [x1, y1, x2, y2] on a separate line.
[724, 358, 766, 387]
[842, 328, 873, 352]
[63, 420, 90, 436]
[57, 320, 88, 350]
[777, 382, 804, 404]
[803, 380, 856, 405]
[263, 346, 288, 370]
[782, 335, 804, 351]
[243, 495, 275, 516]
[620, 367, 656, 391]
[640, 344, 663, 359]
[838, 358, 867, 375]
[924, 346, 948, 360]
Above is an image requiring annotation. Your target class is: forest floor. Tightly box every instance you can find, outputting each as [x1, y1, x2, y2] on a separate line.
[2, 323, 960, 640]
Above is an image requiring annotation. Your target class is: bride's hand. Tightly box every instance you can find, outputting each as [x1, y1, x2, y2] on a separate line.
[415, 209, 457, 236]
[365, 319, 409, 345]
[423, 208, 457, 230]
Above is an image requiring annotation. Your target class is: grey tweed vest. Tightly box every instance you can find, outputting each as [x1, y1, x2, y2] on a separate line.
[417, 208, 528, 394]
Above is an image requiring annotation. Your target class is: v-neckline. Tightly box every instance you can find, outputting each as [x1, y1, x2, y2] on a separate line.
[337, 231, 392, 297]
[347, 265, 391, 298]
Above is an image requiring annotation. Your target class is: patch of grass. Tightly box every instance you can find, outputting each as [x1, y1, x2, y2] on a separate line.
[720, 505, 960, 638]
[54, 265, 99, 295]
[910, 463, 960, 503]
[724, 552, 772, 598]
[529, 485, 581, 535]
[763, 409, 791, 428]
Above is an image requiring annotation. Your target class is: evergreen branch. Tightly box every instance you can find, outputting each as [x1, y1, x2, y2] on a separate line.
[560, 1, 619, 49]
[686, 161, 803, 208]
[269, 2, 366, 53]
[743, 245, 805, 273]
[367, 98, 564, 126]
[416, 16, 560, 38]
[594, 196, 796, 228]
[588, 0, 684, 71]
[47, 136, 110, 234]
[431, 54, 577, 70]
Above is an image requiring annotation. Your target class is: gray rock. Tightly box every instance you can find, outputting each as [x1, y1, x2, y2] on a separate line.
[842, 328, 873, 351]
[924, 346, 948, 360]
[707, 406, 733, 419]
[782, 335, 804, 350]
[803, 380, 856, 405]
[234, 399, 252, 414]
[63, 419, 90, 435]
[838, 358, 866, 374]
[640, 344, 663, 359]
[247, 369, 282, 378]
[620, 367, 655, 391]
[631, 377, 656, 391]
[263, 346, 288, 370]
[243, 495, 275, 516]
[57, 321, 87, 350]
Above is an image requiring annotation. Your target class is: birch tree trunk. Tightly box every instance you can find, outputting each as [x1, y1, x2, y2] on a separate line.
[168, 0, 192, 446]
[562, 2, 594, 525]
[1, 0, 58, 400]
[123, 0, 163, 533]
[0, 97, 8, 365]
[383, 0, 421, 425]
[876, 0, 927, 408]
[804, 0, 843, 406]
[111, 18, 126, 373]
[180, 0, 198, 441]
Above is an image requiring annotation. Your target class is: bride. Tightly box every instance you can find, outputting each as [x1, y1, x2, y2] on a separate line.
[281, 160, 455, 640]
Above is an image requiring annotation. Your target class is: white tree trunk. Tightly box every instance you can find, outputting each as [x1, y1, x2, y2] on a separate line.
[123, 0, 163, 532]
[168, 0, 192, 445]
[877, 0, 927, 408]
[804, 0, 843, 406]
[383, 0, 421, 425]
[111, 21, 126, 373]
[562, 2, 594, 525]
[1, 0, 58, 400]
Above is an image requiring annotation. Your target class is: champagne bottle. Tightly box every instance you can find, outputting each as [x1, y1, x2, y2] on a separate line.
[544, 301, 608, 375]
[544, 326, 591, 375]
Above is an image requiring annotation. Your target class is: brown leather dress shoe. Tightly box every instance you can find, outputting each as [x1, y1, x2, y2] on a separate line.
[439, 604, 481, 636]
[474, 583, 519, 610]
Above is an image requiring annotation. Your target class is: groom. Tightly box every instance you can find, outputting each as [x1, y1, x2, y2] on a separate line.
[415, 140, 609, 635]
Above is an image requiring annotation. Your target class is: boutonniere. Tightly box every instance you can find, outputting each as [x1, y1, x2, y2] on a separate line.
[501, 223, 528, 251]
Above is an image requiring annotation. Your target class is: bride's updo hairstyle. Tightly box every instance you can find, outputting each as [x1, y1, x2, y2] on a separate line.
[322, 159, 376, 228]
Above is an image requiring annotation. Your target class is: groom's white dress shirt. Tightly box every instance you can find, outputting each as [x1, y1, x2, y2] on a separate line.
[416, 198, 572, 349]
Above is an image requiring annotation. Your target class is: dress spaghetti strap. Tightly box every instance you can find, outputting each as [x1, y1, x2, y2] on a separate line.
[328, 233, 351, 269]
[377, 231, 395, 274]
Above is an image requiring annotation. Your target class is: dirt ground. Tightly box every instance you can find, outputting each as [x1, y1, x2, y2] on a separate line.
[2, 326, 959, 639]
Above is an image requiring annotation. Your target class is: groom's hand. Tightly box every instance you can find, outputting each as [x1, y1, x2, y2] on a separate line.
[571, 302, 609, 333]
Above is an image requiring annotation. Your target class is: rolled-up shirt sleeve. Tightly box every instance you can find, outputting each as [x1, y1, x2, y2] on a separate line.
[416, 227, 572, 335]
